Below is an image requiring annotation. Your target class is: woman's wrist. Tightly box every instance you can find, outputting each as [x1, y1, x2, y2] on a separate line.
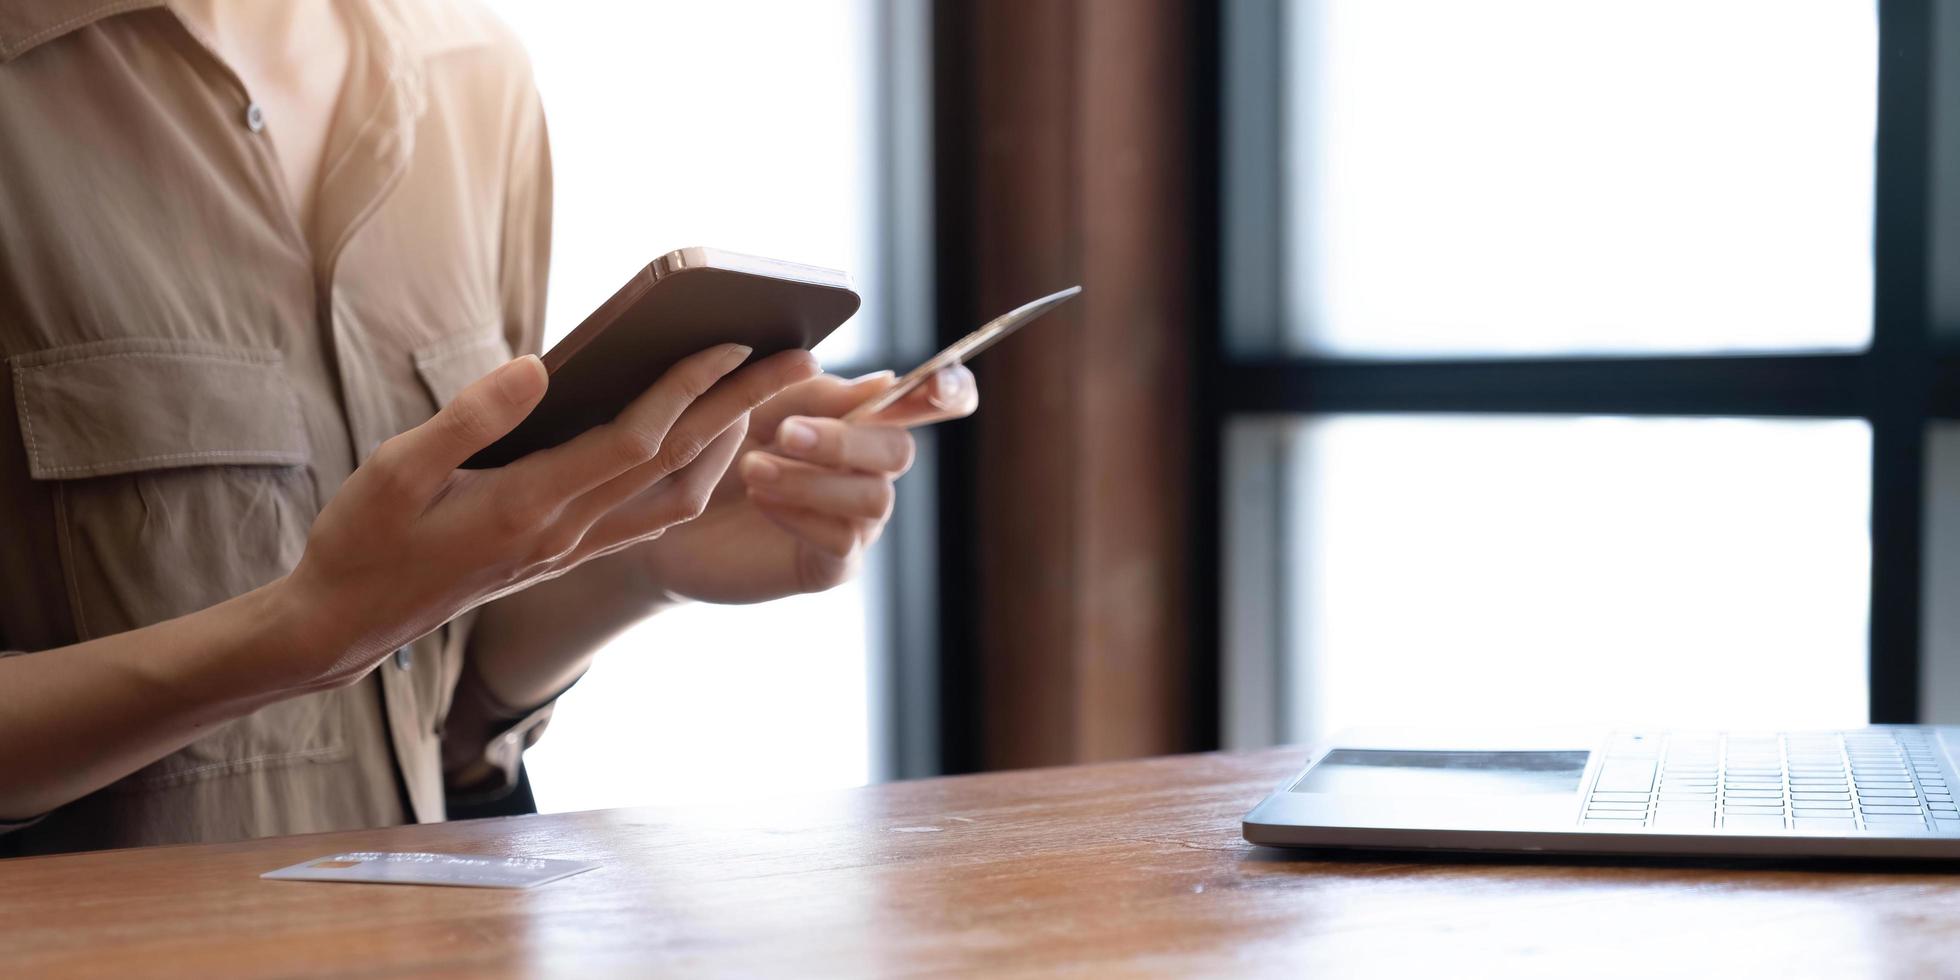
[194, 574, 367, 707]
[555, 542, 688, 620]
[114, 578, 331, 729]
[465, 547, 680, 714]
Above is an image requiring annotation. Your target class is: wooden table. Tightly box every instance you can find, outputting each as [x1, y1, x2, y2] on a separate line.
[7, 748, 1960, 977]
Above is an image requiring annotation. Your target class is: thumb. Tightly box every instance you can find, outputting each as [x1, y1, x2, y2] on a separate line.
[397, 355, 548, 488]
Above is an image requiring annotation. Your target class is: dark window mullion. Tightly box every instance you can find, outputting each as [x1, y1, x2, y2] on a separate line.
[1218, 354, 1868, 418]
[1868, 0, 1936, 722]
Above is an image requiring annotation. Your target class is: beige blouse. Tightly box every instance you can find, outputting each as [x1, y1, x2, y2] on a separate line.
[0, 0, 559, 854]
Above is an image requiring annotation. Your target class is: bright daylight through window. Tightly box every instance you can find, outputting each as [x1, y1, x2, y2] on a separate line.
[481, 0, 885, 811]
[1235, 0, 1876, 357]
[1262, 415, 1872, 743]
[1223, 0, 1885, 743]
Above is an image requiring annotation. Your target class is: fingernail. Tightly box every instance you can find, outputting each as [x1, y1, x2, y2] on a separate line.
[929, 368, 962, 406]
[850, 370, 897, 385]
[779, 418, 817, 451]
[495, 355, 545, 402]
[744, 454, 780, 484]
[723, 344, 754, 366]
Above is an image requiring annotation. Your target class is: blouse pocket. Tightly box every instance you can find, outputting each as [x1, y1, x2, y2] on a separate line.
[412, 329, 514, 409]
[11, 338, 345, 781]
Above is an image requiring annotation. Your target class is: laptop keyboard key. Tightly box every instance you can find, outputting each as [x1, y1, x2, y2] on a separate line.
[1583, 812, 1646, 822]
[1594, 762, 1657, 794]
[1862, 814, 1928, 827]
[1723, 815, 1787, 831]
[1653, 813, 1714, 829]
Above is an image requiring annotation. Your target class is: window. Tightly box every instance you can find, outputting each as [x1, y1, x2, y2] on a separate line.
[1231, 0, 1876, 358]
[481, 0, 933, 809]
[1216, 0, 1959, 746]
[1231, 415, 1870, 743]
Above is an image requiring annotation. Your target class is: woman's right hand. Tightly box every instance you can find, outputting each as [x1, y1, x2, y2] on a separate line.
[264, 342, 819, 694]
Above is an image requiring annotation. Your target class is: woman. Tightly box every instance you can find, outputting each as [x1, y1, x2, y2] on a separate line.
[0, 0, 972, 854]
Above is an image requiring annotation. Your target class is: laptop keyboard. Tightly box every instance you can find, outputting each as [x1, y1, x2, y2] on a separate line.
[1580, 731, 1960, 832]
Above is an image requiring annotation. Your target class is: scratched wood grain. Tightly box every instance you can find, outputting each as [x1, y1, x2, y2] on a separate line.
[5, 749, 1960, 977]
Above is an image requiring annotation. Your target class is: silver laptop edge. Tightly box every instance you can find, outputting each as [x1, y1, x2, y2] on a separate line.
[1242, 726, 1960, 859]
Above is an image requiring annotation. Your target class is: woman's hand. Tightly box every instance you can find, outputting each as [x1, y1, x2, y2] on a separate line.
[635, 365, 978, 605]
[269, 344, 819, 692]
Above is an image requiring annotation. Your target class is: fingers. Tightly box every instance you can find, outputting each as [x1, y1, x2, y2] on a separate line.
[508, 343, 753, 500]
[770, 416, 916, 476]
[574, 418, 751, 557]
[371, 355, 547, 500]
[862, 366, 979, 428]
[569, 350, 818, 520]
[750, 371, 896, 442]
[751, 500, 862, 559]
[741, 452, 895, 520]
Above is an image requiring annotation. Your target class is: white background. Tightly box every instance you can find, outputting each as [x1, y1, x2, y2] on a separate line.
[479, 0, 884, 812]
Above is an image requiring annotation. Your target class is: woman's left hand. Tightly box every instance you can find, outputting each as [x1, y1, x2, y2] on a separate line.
[634, 365, 978, 604]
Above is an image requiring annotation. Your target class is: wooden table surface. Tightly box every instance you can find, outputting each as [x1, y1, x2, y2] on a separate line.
[7, 748, 1960, 977]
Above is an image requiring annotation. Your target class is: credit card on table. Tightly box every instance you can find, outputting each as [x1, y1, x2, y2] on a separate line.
[261, 852, 598, 889]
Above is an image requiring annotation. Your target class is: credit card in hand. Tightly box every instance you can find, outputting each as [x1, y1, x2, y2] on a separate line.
[843, 285, 1081, 422]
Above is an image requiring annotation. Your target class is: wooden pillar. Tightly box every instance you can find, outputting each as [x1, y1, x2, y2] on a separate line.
[937, 0, 1199, 770]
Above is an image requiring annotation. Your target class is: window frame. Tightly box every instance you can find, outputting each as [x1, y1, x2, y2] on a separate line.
[1201, 0, 1950, 741]
[864, 0, 943, 781]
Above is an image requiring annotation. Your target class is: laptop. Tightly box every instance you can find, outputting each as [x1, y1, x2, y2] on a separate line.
[1242, 727, 1960, 859]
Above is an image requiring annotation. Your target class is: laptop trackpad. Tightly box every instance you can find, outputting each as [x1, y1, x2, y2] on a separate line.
[1260, 748, 1593, 832]
[1291, 749, 1592, 797]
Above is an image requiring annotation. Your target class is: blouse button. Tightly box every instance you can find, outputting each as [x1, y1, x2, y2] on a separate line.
[244, 102, 265, 133]
[394, 645, 414, 671]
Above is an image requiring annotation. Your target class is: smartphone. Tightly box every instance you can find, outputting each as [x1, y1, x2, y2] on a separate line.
[465, 247, 860, 468]
[843, 285, 1082, 422]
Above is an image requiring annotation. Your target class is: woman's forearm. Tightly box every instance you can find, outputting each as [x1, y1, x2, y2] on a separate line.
[463, 548, 678, 714]
[0, 350, 812, 824]
[0, 548, 660, 825]
[0, 579, 318, 822]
